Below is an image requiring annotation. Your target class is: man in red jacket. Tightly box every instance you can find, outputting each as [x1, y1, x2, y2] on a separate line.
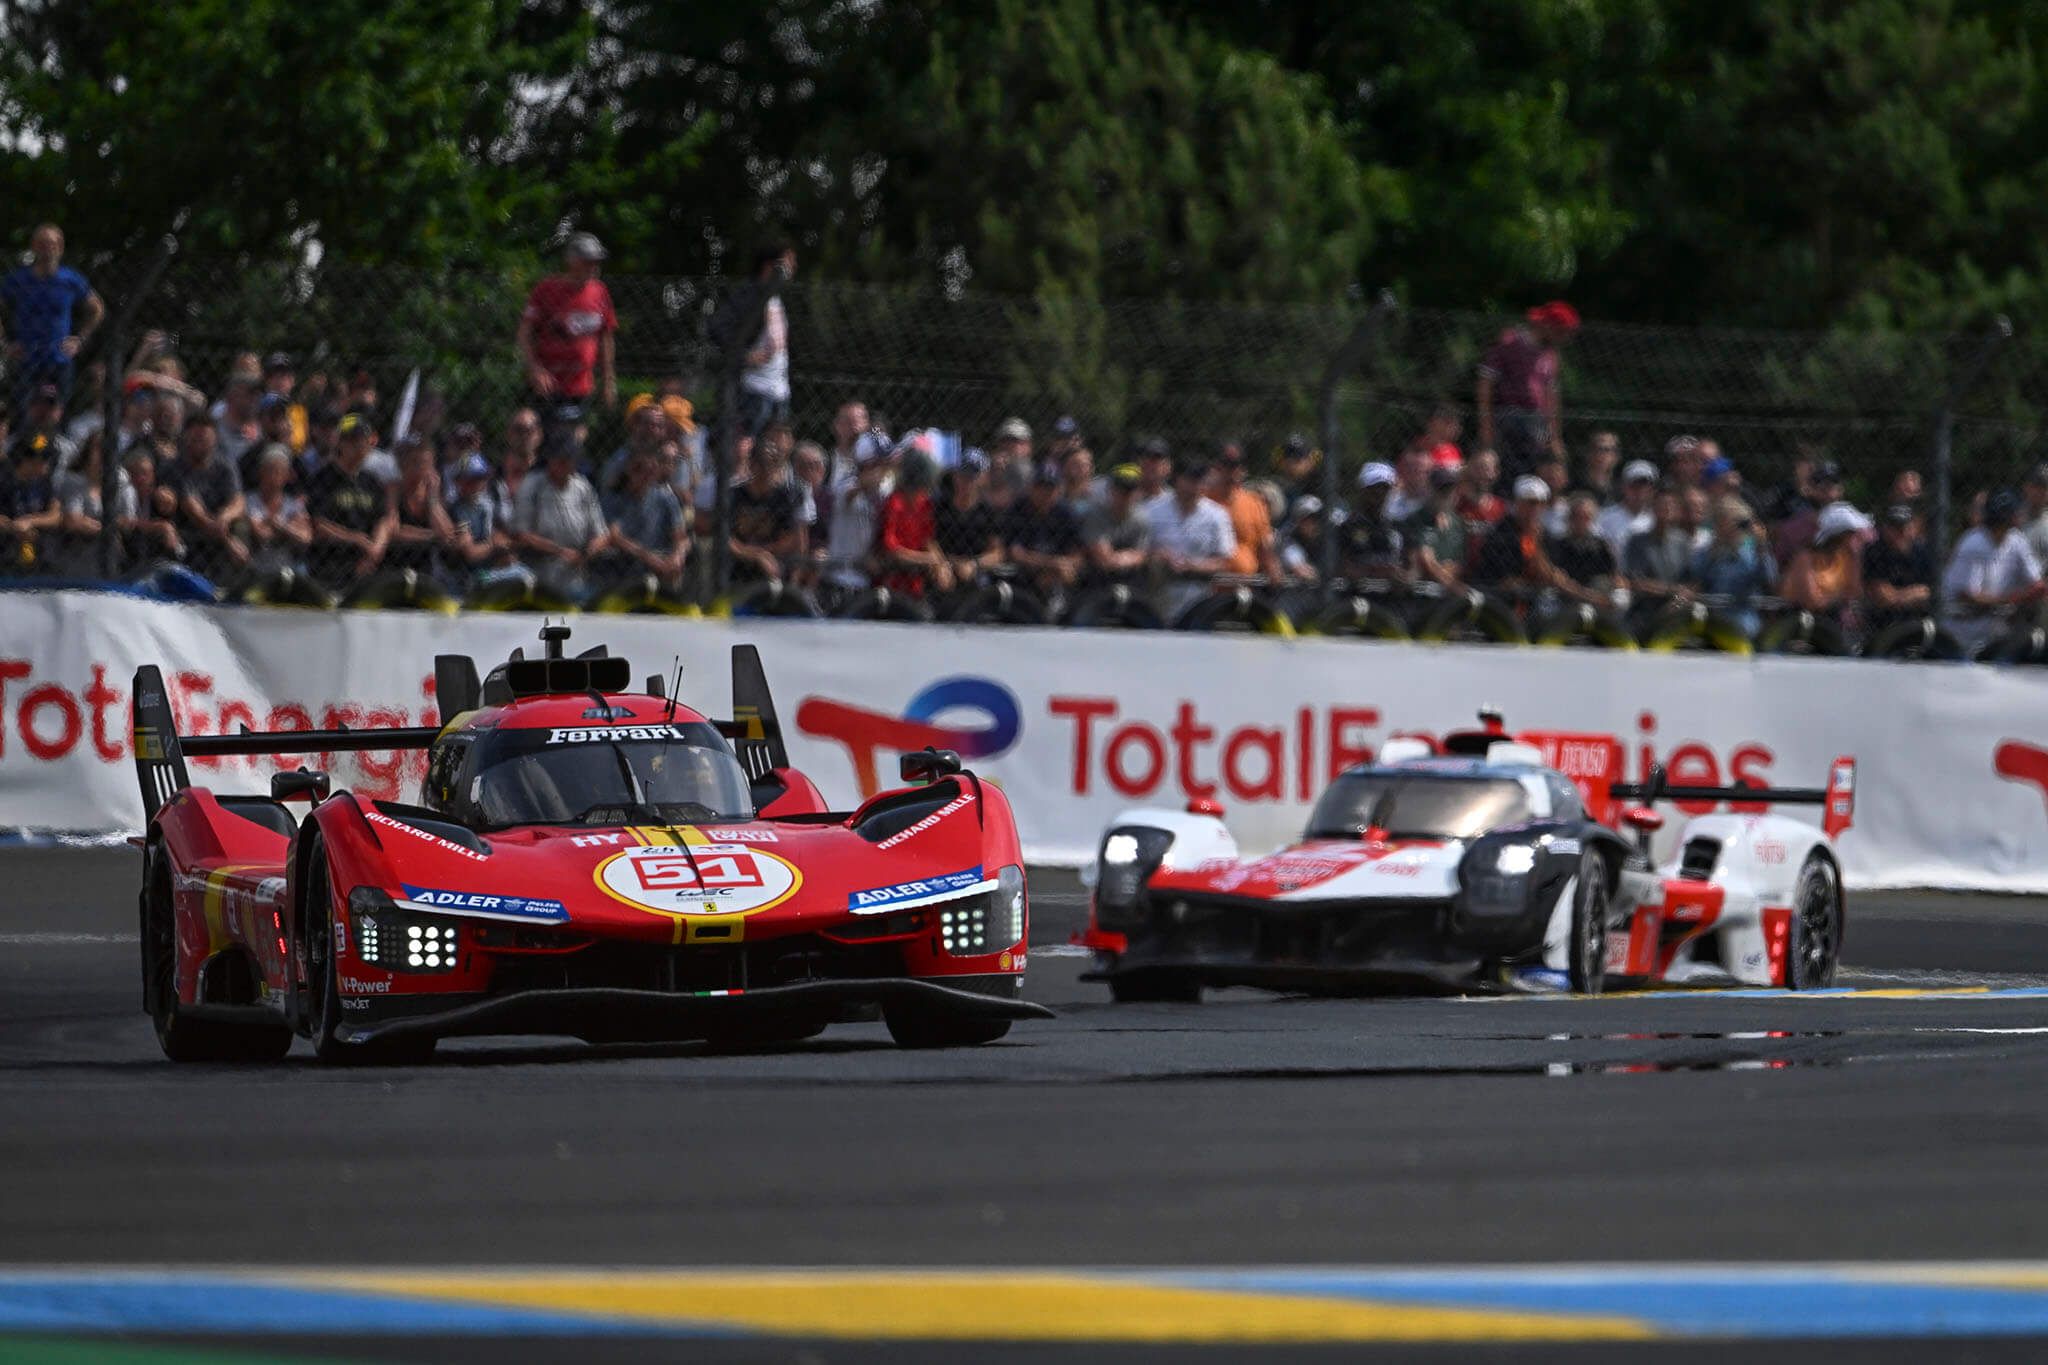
[516, 232, 617, 429]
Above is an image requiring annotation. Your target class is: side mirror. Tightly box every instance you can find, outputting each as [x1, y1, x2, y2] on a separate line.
[1623, 806, 1664, 833]
[272, 769, 331, 803]
[900, 747, 964, 784]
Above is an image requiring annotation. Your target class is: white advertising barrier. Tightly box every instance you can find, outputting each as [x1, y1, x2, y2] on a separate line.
[5, 589, 2048, 889]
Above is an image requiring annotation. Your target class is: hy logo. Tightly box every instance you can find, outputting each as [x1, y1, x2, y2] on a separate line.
[795, 677, 1022, 796]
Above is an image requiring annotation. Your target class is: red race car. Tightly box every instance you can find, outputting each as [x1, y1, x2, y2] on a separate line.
[132, 626, 1047, 1063]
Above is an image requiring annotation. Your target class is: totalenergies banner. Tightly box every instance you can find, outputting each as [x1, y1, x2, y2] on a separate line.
[4, 589, 2048, 889]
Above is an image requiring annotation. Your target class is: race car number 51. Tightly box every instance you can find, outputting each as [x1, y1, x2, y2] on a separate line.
[595, 843, 801, 916]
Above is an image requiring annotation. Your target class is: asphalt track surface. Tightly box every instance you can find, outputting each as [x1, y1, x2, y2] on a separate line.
[7, 847, 2048, 1362]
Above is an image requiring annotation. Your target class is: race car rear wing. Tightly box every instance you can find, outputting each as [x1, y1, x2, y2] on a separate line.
[131, 664, 440, 822]
[1612, 757, 1857, 840]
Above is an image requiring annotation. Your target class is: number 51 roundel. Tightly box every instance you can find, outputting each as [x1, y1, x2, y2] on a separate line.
[595, 843, 803, 916]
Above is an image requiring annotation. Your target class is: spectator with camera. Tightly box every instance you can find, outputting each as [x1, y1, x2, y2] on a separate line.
[385, 436, 459, 584]
[821, 432, 892, 599]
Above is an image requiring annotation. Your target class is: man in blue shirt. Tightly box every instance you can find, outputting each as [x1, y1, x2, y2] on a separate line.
[2, 224, 104, 412]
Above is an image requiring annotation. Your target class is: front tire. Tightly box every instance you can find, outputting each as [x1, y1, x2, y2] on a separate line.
[303, 833, 435, 1066]
[1568, 852, 1611, 995]
[141, 842, 292, 1063]
[883, 1006, 1012, 1048]
[1785, 852, 1844, 989]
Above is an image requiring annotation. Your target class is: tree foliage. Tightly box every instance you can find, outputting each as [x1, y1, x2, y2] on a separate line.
[0, 0, 2043, 339]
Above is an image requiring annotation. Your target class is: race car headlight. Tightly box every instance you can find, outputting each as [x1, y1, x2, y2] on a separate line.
[939, 865, 1026, 957]
[346, 887, 464, 974]
[1095, 826, 1174, 926]
[1495, 845, 1537, 875]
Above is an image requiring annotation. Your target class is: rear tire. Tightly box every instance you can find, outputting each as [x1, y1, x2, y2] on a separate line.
[883, 1007, 1012, 1048]
[303, 833, 435, 1066]
[1567, 852, 1610, 995]
[141, 842, 293, 1063]
[1785, 852, 1844, 990]
[1108, 973, 1203, 1004]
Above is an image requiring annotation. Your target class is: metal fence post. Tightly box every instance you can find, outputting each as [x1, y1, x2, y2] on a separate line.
[1930, 314, 2013, 627]
[1317, 291, 1399, 583]
[97, 233, 180, 579]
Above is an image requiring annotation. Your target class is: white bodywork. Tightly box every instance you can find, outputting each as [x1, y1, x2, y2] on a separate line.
[1641, 810, 1837, 987]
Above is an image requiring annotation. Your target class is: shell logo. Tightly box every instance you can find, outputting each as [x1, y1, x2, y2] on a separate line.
[594, 843, 802, 918]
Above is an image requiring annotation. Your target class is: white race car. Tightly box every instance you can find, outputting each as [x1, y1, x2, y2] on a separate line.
[1077, 710, 1856, 998]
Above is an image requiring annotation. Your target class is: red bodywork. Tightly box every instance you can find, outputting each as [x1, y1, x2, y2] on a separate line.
[148, 689, 1039, 1046]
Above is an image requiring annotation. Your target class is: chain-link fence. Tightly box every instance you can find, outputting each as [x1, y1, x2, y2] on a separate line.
[5, 246, 2046, 656]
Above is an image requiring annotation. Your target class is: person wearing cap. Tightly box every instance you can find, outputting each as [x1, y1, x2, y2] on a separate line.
[1276, 434, 1319, 519]
[1081, 462, 1152, 590]
[1134, 437, 1172, 506]
[875, 449, 949, 597]
[516, 231, 617, 419]
[1597, 459, 1659, 559]
[1148, 459, 1237, 619]
[8, 382, 77, 473]
[1943, 489, 2045, 654]
[1047, 415, 1084, 467]
[1, 223, 102, 413]
[446, 452, 508, 577]
[1471, 474, 1568, 594]
[241, 443, 312, 576]
[160, 414, 250, 581]
[1341, 462, 1405, 580]
[1773, 459, 1846, 566]
[1861, 503, 1932, 634]
[593, 441, 689, 592]
[1475, 300, 1578, 483]
[1006, 460, 1086, 610]
[1406, 463, 1470, 589]
[1780, 500, 1871, 617]
[990, 417, 1033, 477]
[0, 429, 62, 571]
[305, 411, 395, 588]
[1275, 495, 1327, 582]
[511, 430, 608, 600]
[1208, 445, 1280, 578]
[933, 451, 1005, 591]
[1692, 497, 1777, 638]
[733, 242, 797, 437]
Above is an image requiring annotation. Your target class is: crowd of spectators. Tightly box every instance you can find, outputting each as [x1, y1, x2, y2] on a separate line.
[0, 227, 2039, 651]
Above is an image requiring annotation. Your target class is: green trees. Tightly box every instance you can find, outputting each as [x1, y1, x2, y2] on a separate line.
[0, 0, 2041, 336]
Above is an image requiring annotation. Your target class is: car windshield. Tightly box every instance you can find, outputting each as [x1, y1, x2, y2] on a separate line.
[1306, 773, 1532, 841]
[467, 721, 753, 827]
